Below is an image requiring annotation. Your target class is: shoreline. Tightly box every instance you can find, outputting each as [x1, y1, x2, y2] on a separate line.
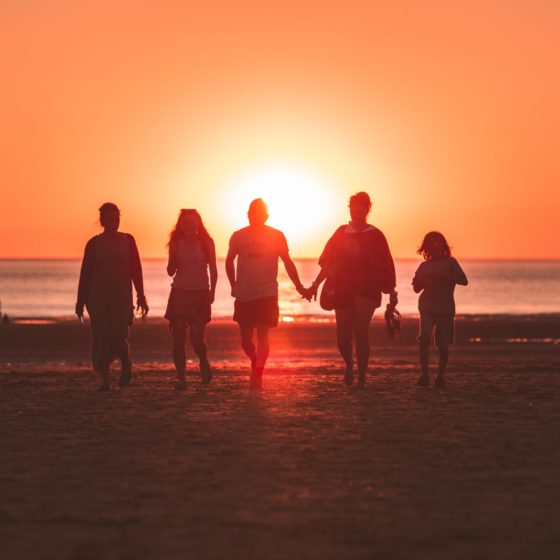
[1, 315, 559, 371]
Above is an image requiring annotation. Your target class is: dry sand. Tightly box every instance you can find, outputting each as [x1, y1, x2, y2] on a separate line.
[1, 316, 559, 559]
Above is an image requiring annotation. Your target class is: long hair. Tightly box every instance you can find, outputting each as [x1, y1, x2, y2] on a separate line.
[167, 209, 213, 254]
[417, 231, 451, 260]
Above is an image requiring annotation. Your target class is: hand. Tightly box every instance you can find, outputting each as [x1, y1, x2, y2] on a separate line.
[136, 295, 149, 317]
[75, 303, 84, 323]
[309, 283, 318, 301]
[296, 284, 312, 302]
[209, 289, 216, 304]
[230, 282, 237, 298]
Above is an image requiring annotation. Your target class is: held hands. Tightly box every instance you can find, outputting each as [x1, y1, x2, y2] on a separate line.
[136, 295, 149, 317]
[296, 283, 318, 302]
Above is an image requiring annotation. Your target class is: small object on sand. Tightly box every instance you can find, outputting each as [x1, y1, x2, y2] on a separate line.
[384, 303, 401, 338]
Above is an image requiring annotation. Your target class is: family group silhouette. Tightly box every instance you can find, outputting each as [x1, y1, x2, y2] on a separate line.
[76, 192, 468, 392]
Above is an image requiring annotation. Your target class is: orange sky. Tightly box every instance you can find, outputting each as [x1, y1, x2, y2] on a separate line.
[1, 0, 559, 258]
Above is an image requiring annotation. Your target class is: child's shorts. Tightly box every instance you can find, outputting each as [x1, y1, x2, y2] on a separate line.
[418, 312, 455, 346]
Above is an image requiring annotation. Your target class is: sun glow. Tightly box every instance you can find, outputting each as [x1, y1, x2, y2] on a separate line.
[221, 161, 338, 243]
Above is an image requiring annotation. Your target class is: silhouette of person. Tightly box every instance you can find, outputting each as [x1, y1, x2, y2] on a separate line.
[226, 198, 308, 389]
[308, 192, 397, 388]
[76, 203, 148, 391]
[165, 209, 217, 390]
[412, 231, 468, 387]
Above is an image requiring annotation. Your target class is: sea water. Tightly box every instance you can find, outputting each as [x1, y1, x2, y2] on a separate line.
[0, 259, 559, 318]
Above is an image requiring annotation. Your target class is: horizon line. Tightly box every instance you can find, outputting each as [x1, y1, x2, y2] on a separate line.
[1, 256, 560, 262]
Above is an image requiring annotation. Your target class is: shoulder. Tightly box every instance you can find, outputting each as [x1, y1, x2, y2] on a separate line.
[232, 226, 251, 237]
[120, 232, 135, 242]
[367, 225, 387, 240]
[263, 225, 283, 236]
[86, 235, 99, 247]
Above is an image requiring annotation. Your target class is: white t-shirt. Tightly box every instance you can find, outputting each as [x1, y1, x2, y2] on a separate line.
[229, 225, 289, 301]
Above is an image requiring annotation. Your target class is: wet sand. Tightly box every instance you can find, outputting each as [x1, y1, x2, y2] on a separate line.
[1, 316, 559, 559]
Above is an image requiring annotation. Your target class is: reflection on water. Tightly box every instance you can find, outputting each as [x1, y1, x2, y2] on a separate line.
[0, 258, 559, 317]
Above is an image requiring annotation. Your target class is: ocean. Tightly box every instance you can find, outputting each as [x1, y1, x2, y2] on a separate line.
[0, 259, 559, 319]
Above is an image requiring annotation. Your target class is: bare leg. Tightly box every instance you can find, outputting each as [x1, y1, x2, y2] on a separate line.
[335, 307, 354, 385]
[90, 314, 111, 390]
[435, 345, 449, 386]
[418, 338, 430, 386]
[240, 326, 257, 363]
[171, 318, 187, 387]
[116, 337, 132, 387]
[353, 297, 376, 387]
[191, 324, 212, 384]
[255, 326, 270, 369]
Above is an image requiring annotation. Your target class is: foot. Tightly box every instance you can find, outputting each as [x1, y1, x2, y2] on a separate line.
[434, 376, 446, 388]
[200, 360, 213, 385]
[417, 375, 430, 387]
[356, 373, 366, 389]
[344, 366, 354, 386]
[118, 371, 132, 387]
[250, 367, 263, 390]
[174, 378, 187, 391]
[98, 382, 110, 392]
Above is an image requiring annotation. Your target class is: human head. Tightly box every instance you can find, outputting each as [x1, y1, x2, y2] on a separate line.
[178, 209, 202, 236]
[349, 192, 372, 224]
[99, 202, 120, 232]
[417, 231, 451, 260]
[248, 198, 269, 226]
[168, 209, 211, 246]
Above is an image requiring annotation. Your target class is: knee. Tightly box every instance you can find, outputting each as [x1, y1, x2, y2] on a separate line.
[190, 330, 206, 348]
[172, 332, 186, 349]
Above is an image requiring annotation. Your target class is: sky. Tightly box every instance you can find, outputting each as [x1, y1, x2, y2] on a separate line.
[1, 0, 559, 259]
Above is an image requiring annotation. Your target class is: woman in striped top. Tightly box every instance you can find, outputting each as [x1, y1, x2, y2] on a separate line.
[76, 203, 148, 391]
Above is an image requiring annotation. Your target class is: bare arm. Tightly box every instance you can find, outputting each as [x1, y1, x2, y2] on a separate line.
[128, 235, 148, 316]
[225, 246, 237, 296]
[167, 241, 177, 277]
[208, 239, 218, 303]
[76, 239, 95, 317]
[280, 252, 305, 295]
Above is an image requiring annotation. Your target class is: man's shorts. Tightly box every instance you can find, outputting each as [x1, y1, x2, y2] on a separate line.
[418, 312, 455, 346]
[233, 296, 279, 328]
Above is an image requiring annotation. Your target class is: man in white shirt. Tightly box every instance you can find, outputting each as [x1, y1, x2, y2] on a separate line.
[226, 198, 308, 389]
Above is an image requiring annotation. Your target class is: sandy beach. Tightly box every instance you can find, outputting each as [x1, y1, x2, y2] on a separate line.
[1, 316, 559, 559]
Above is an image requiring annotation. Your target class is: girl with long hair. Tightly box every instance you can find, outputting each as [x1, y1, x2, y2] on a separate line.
[412, 231, 468, 387]
[165, 209, 217, 389]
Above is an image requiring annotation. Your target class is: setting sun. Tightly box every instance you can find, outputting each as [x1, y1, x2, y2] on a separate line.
[221, 161, 339, 242]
